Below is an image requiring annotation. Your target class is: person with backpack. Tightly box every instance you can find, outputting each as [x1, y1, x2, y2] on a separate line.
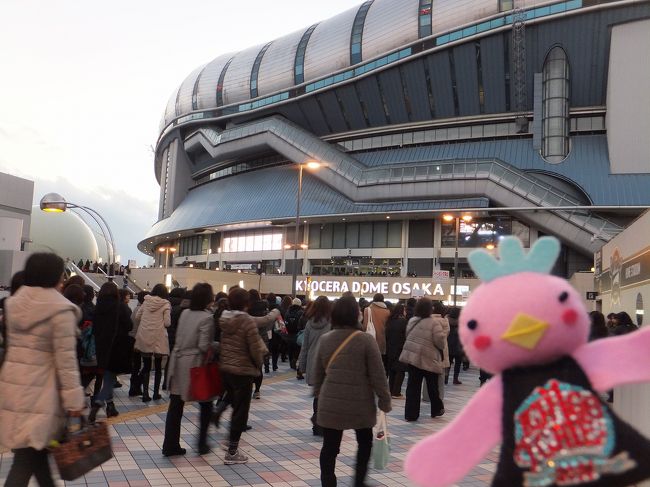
[0, 254, 85, 486]
[284, 298, 304, 378]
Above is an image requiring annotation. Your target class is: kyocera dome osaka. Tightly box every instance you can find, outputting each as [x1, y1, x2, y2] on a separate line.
[140, 0, 650, 280]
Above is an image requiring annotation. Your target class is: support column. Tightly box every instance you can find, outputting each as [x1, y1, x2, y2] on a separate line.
[401, 220, 409, 277]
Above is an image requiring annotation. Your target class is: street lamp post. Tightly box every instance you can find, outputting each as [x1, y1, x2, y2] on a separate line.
[40, 192, 117, 275]
[443, 213, 473, 307]
[291, 161, 320, 297]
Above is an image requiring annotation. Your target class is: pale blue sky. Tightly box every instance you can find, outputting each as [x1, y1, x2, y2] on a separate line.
[0, 0, 354, 264]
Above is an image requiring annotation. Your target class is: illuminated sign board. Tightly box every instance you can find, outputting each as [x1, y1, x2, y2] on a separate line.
[295, 277, 470, 299]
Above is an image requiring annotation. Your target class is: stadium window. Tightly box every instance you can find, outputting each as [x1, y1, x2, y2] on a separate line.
[350, 0, 374, 65]
[542, 46, 570, 163]
[294, 24, 318, 85]
[418, 0, 433, 38]
[499, 0, 514, 11]
[250, 42, 273, 98]
[216, 57, 234, 107]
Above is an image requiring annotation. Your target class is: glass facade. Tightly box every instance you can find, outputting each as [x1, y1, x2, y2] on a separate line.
[250, 42, 273, 99]
[350, 1, 374, 65]
[222, 230, 283, 253]
[542, 46, 570, 163]
[179, 235, 208, 257]
[310, 257, 401, 277]
[216, 57, 234, 107]
[294, 24, 318, 85]
[309, 221, 402, 249]
[418, 0, 433, 38]
[441, 216, 530, 248]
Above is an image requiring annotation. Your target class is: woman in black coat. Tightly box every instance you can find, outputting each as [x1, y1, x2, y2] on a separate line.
[385, 303, 408, 398]
[445, 307, 463, 385]
[90, 282, 133, 422]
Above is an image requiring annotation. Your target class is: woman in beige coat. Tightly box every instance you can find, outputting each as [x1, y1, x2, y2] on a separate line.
[135, 284, 171, 402]
[399, 298, 448, 422]
[0, 253, 85, 486]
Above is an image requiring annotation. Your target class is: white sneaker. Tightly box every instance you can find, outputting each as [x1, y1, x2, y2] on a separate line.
[224, 449, 248, 464]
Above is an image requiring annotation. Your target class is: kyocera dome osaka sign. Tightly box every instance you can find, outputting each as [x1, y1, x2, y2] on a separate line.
[295, 272, 472, 301]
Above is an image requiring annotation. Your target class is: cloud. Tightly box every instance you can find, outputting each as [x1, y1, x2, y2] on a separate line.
[1, 168, 158, 265]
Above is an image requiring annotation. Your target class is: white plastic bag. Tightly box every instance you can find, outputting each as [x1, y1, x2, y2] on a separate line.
[373, 411, 390, 469]
[366, 307, 376, 338]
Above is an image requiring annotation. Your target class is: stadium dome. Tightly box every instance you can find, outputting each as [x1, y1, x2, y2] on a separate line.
[30, 206, 107, 263]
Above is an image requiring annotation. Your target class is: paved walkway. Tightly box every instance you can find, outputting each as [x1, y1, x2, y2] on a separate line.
[0, 363, 496, 486]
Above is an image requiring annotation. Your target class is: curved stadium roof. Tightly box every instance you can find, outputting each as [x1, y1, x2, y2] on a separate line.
[160, 0, 565, 131]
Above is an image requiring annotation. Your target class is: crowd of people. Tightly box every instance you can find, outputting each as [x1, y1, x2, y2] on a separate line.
[0, 251, 644, 486]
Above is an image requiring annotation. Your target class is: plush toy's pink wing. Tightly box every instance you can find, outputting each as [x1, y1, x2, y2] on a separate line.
[405, 375, 503, 487]
[574, 326, 650, 392]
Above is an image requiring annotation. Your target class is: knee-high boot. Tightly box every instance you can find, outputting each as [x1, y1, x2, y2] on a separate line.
[153, 368, 162, 400]
[141, 372, 151, 402]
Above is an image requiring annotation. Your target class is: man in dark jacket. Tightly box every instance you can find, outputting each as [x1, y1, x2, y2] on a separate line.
[284, 298, 304, 373]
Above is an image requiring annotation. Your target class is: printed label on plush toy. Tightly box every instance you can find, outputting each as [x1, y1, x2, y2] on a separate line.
[514, 379, 635, 486]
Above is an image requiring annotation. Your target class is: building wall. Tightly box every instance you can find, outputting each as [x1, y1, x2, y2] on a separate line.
[606, 18, 650, 175]
[595, 210, 650, 465]
[0, 172, 33, 244]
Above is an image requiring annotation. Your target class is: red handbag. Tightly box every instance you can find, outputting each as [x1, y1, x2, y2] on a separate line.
[189, 353, 223, 401]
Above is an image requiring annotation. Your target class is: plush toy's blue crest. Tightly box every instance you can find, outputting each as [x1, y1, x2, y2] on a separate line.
[468, 236, 560, 283]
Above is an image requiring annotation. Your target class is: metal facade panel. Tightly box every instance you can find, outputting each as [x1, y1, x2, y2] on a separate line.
[297, 98, 331, 135]
[335, 86, 368, 130]
[400, 61, 433, 121]
[163, 88, 180, 126]
[426, 52, 454, 118]
[480, 34, 506, 113]
[356, 77, 387, 126]
[195, 54, 233, 110]
[222, 44, 266, 106]
[317, 92, 349, 133]
[431, 0, 495, 37]
[362, 0, 419, 61]
[453, 43, 480, 116]
[378, 68, 410, 124]
[303, 7, 358, 83]
[176, 64, 206, 116]
[257, 28, 304, 96]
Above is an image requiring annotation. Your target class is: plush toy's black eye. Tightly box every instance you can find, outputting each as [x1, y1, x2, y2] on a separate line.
[467, 320, 478, 330]
[559, 291, 569, 302]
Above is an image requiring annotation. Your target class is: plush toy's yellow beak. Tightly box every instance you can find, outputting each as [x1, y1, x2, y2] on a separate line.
[501, 313, 549, 350]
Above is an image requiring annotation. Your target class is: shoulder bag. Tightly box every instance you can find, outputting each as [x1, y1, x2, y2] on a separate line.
[326, 330, 362, 372]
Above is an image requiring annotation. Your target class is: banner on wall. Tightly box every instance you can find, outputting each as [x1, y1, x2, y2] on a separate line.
[295, 277, 462, 299]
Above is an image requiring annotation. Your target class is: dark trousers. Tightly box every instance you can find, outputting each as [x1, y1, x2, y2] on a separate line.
[479, 369, 493, 385]
[445, 353, 463, 382]
[311, 397, 322, 434]
[163, 394, 213, 451]
[5, 448, 54, 487]
[405, 365, 444, 421]
[269, 335, 281, 370]
[254, 367, 263, 392]
[286, 337, 300, 369]
[140, 355, 163, 397]
[222, 372, 254, 445]
[388, 368, 405, 396]
[130, 350, 142, 393]
[320, 427, 373, 487]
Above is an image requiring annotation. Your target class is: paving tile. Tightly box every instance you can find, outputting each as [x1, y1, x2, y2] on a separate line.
[0, 363, 494, 486]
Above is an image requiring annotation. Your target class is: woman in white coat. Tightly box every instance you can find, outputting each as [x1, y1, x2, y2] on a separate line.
[0, 253, 85, 486]
[135, 284, 171, 402]
[162, 283, 218, 456]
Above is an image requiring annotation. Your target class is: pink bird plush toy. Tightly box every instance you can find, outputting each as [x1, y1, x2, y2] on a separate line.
[405, 236, 650, 487]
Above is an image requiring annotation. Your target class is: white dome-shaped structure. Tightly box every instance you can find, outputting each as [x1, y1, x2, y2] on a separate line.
[30, 206, 107, 263]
